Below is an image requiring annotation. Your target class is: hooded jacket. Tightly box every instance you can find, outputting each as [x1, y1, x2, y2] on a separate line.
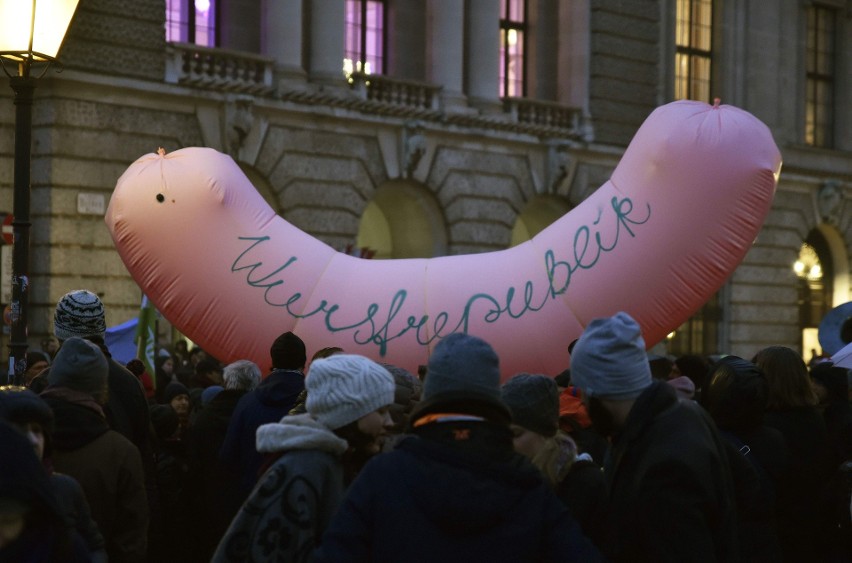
[314, 420, 602, 562]
[219, 369, 305, 497]
[213, 414, 348, 563]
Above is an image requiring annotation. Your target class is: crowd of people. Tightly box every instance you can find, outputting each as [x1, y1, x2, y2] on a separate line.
[1, 290, 851, 562]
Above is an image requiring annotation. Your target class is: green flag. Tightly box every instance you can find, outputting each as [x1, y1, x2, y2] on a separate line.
[135, 295, 157, 387]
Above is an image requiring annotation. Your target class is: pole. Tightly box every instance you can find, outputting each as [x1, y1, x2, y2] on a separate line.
[8, 75, 36, 385]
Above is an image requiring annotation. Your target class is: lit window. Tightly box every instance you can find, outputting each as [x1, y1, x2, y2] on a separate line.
[344, 0, 386, 79]
[166, 0, 217, 47]
[499, 0, 526, 98]
[674, 0, 713, 101]
[805, 5, 836, 148]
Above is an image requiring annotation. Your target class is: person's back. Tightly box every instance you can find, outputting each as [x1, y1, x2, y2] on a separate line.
[753, 346, 837, 561]
[603, 381, 738, 561]
[315, 333, 602, 563]
[219, 331, 307, 499]
[185, 360, 260, 562]
[40, 337, 149, 563]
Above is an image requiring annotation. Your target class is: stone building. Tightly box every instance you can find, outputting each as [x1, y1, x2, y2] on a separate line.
[0, 0, 849, 364]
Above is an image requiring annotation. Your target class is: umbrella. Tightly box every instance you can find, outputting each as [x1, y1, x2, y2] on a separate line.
[830, 341, 852, 369]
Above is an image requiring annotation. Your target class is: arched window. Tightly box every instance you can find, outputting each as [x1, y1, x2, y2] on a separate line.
[795, 230, 834, 360]
[356, 181, 446, 259]
[166, 0, 217, 46]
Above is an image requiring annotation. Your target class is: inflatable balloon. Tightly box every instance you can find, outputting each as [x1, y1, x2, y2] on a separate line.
[105, 100, 782, 378]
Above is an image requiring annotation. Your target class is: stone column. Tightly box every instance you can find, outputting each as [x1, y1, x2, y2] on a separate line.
[262, 0, 305, 88]
[427, 0, 468, 111]
[309, 0, 346, 86]
[465, 0, 501, 112]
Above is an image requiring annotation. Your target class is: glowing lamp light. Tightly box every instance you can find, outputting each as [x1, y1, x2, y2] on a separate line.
[794, 260, 805, 275]
[195, 0, 211, 13]
[0, 0, 80, 65]
[0, 0, 81, 386]
[809, 264, 822, 279]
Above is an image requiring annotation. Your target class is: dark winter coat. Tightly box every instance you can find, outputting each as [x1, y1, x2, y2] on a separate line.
[50, 472, 107, 562]
[184, 389, 246, 562]
[764, 405, 836, 561]
[219, 369, 305, 498]
[43, 390, 148, 563]
[214, 414, 349, 563]
[556, 456, 608, 547]
[717, 425, 789, 562]
[603, 381, 738, 562]
[314, 420, 603, 562]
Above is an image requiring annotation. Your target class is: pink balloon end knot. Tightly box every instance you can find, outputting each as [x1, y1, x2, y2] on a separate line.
[713, 98, 721, 108]
[157, 147, 166, 156]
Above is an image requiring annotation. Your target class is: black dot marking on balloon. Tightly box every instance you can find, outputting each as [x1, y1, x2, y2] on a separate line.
[156, 194, 165, 203]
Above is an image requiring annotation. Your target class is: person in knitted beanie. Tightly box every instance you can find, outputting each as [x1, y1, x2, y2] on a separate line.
[501, 374, 608, 545]
[314, 334, 603, 563]
[213, 354, 395, 563]
[569, 312, 738, 561]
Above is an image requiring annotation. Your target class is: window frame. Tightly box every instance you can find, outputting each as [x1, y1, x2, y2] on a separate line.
[345, 0, 388, 76]
[165, 0, 219, 47]
[499, 0, 528, 98]
[674, 0, 714, 102]
[804, 4, 836, 148]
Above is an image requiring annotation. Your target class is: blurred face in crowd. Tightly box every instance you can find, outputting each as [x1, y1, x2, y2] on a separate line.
[357, 406, 393, 454]
[510, 425, 547, 459]
[0, 505, 26, 549]
[161, 358, 174, 375]
[23, 361, 48, 385]
[12, 422, 45, 461]
[170, 394, 190, 417]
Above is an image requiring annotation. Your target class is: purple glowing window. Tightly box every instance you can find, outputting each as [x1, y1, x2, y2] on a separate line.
[500, 0, 526, 98]
[166, 0, 217, 47]
[345, 0, 386, 75]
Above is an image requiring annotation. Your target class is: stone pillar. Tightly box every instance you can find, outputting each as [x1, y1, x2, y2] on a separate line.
[465, 0, 501, 112]
[262, 0, 305, 88]
[308, 0, 346, 86]
[427, 0, 468, 111]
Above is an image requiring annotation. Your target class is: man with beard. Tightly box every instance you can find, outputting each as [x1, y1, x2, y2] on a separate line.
[570, 312, 738, 562]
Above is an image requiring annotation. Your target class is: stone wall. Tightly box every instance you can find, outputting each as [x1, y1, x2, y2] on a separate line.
[588, 0, 660, 146]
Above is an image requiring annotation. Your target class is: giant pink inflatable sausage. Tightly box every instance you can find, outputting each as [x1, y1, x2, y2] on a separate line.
[105, 100, 782, 378]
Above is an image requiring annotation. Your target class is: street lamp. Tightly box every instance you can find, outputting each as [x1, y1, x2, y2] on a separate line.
[0, 0, 80, 384]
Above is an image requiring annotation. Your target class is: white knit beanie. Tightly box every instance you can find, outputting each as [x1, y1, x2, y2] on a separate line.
[305, 354, 395, 430]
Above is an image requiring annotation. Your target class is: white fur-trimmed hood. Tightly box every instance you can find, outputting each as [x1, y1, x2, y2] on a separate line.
[255, 413, 348, 455]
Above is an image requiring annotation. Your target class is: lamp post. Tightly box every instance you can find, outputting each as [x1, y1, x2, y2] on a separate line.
[0, 0, 80, 384]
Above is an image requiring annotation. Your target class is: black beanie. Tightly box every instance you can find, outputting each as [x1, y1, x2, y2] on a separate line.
[501, 373, 559, 437]
[0, 386, 54, 433]
[163, 382, 190, 404]
[270, 331, 306, 370]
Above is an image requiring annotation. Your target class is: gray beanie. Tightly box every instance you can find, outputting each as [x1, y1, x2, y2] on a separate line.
[306, 354, 395, 430]
[412, 333, 511, 423]
[48, 337, 109, 398]
[570, 312, 653, 401]
[501, 373, 559, 437]
[54, 290, 106, 340]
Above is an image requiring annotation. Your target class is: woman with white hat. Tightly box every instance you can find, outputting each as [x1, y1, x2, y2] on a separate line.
[212, 354, 395, 563]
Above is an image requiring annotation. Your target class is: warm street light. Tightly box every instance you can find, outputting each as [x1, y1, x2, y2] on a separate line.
[0, 0, 80, 384]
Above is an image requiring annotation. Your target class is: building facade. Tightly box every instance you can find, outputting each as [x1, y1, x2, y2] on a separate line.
[0, 0, 849, 363]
